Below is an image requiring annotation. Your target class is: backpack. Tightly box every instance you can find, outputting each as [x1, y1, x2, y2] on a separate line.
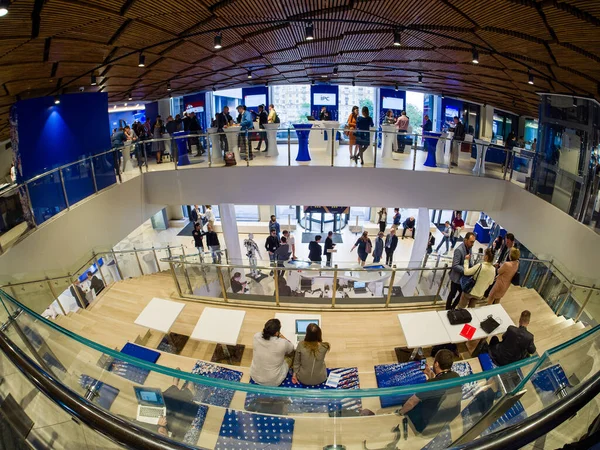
[365, 239, 372, 254]
[274, 113, 280, 124]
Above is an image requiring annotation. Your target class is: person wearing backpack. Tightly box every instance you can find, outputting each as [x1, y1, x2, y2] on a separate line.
[351, 231, 372, 266]
[268, 104, 280, 124]
[457, 248, 496, 309]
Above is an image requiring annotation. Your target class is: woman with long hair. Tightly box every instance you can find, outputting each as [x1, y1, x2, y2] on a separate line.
[292, 323, 330, 386]
[354, 106, 374, 165]
[351, 230, 372, 266]
[487, 248, 520, 305]
[458, 248, 496, 309]
[250, 319, 294, 386]
[347, 105, 359, 160]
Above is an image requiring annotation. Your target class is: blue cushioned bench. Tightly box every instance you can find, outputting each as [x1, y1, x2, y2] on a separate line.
[191, 361, 243, 408]
[216, 409, 294, 450]
[107, 342, 161, 384]
[478, 352, 497, 372]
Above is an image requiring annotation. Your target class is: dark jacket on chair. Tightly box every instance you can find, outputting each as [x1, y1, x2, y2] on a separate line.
[490, 325, 536, 366]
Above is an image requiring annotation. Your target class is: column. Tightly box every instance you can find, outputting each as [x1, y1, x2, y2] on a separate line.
[219, 204, 243, 266]
[399, 207, 430, 296]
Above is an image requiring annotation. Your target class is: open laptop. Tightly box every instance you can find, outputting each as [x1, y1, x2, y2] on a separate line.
[134, 387, 166, 425]
[354, 282, 368, 294]
[295, 319, 320, 344]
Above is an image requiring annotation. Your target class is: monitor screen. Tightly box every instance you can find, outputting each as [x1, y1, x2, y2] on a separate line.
[313, 93, 337, 106]
[244, 94, 267, 108]
[354, 282, 366, 289]
[382, 97, 404, 111]
[134, 387, 164, 406]
[295, 319, 319, 334]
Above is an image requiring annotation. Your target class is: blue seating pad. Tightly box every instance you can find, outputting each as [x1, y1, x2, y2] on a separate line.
[120, 342, 161, 363]
[191, 361, 243, 408]
[246, 367, 361, 414]
[478, 353, 497, 371]
[107, 343, 161, 384]
[216, 409, 294, 450]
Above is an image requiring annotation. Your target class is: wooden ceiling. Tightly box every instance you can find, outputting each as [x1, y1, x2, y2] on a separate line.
[1, 0, 600, 138]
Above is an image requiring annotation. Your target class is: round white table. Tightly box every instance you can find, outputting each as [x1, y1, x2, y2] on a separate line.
[224, 127, 241, 163]
[381, 124, 396, 160]
[263, 123, 280, 157]
[207, 127, 224, 165]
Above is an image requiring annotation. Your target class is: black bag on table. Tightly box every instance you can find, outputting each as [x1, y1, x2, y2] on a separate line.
[447, 309, 472, 325]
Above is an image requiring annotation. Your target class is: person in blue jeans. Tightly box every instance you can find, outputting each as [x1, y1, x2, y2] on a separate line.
[372, 232, 384, 263]
[436, 221, 452, 254]
[351, 231, 372, 266]
[392, 208, 401, 231]
[237, 104, 255, 160]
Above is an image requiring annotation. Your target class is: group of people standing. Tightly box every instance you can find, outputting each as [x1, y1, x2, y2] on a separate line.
[190, 205, 221, 264]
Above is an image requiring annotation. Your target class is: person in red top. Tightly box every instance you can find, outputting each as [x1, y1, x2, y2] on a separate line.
[451, 211, 465, 249]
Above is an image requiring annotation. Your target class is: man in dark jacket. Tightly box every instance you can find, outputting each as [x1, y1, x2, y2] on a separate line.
[489, 310, 536, 366]
[205, 224, 221, 264]
[402, 216, 416, 239]
[308, 235, 323, 263]
[423, 115, 433, 132]
[255, 104, 269, 152]
[265, 229, 280, 267]
[188, 112, 205, 156]
[216, 106, 233, 153]
[446, 232, 475, 310]
[384, 228, 398, 266]
[70, 280, 89, 309]
[450, 116, 465, 167]
[324, 231, 336, 266]
[87, 271, 104, 295]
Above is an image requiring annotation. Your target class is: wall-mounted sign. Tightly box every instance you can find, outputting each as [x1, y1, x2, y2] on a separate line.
[382, 97, 404, 110]
[313, 93, 337, 106]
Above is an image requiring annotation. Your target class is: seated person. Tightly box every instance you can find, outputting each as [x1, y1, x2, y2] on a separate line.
[230, 272, 247, 293]
[292, 323, 330, 386]
[402, 217, 416, 239]
[277, 276, 293, 297]
[489, 310, 536, 366]
[250, 319, 294, 386]
[395, 350, 461, 434]
[87, 271, 105, 295]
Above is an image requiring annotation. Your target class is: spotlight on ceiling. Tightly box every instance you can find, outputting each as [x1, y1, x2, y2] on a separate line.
[352, 80, 355, 87]
[472, 48, 479, 64]
[214, 32, 222, 49]
[91, 74, 97, 86]
[528, 72, 534, 85]
[321, 74, 327, 78]
[138, 53, 145, 67]
[395, 84, 398, 91]
[124, 103, 128, 106]
[333, 67, 338, 76]
[393, 30, 401, 46]
[441, 91, 445, 99]
[305, 22, 314, 41]
[128, 92, 132, 101]
[0, 0, 10, 17]
[247, 70, 252, 79]
[572, 97, 577, 107]
[311, 80, 315, 85]
[167, 81, 172, 91]
[418, 73, 423, 84]
[54, 95, 60, 105]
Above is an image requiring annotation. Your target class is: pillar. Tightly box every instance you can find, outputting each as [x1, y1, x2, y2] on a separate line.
[258, 205, 273, 222]
[219, 203, 243, 266]
[166, 205, 183, 220]
[399, 207, 430, 296]
[480, 104, 494, 140]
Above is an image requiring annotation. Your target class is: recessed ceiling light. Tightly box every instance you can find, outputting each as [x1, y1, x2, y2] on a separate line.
[124, 102, 128, 106]
[0, 0, 10, 17]
[53, 95, 60, 105]
[138, 53, 145, 67]
[214, 33, 222, 49]
[393, 30, 401, 47]
[472, 48, 479, 64]
[321, 74, 327, 78]
[305, 23, 314, 41]
[528, 72, 534, 85]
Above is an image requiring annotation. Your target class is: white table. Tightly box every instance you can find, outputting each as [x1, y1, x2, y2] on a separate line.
[473, 139, 490, 176]
[397, 312, 451, 351]
[191, 307, 246, 363]
[381, 124, 396, 160]
[134, 297, 186, 334]
[207, 127, 224, 164]
[263, 123, 280, 157]
[275, 312, 321, 348]
[437, 309, 489, 343]
[308, 121, 339, 151]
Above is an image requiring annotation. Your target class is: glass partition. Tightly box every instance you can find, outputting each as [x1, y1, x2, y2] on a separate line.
[27, 172, 68, 225]
[62, 161, 96, 205]
[0, 185, 33, 253]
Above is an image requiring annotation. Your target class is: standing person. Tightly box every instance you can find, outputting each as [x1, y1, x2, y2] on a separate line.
[531, 138, 537, 152]
[384, 228, 398, 266]
[237, 104, 255, 160]
[446, 232, 475, 310]
[423, 114, 433, 132]
[319, 106, 330, 121]
[265, 229, 281, 269]
[282, 230, 296, 260]
[292, 323, 330, 386]
[449, 116, 465, 167]
[308, 235, 323, 263]
[450, 211, 465, 249]
[324, 231, 335, 266]
[354, 106, 374, 165]
[346, 106, 359, 160]
[244, 233, 262, 278]
[457, 248, 496, 309]
[267, 104, 278, 123]
[250, 319, 294, 387]
[392, 208, 401, 231]
[377, 208, 388, 233]
[491, 235, 504, 257]
[269, 215, 280, 238]
[435, 221, 452, 254]
[273, 236, 291, 265]
[372, 231, 384, 263]
[487, 248, 520, 305]
[202, 205, 215, 230]
[216, 106, 233, 154]
[383, 109, 396, 125]
[70, 280, 89, 309]
[489, 311, 536, 366]
[153, 119, 165, 164]
[255, 104, 269, 152]
[205, 224, 222, 264]
[192, 223, 205, 258]
[426, 232, 435, 255]
[395, 110, 409, 153]
[402, 216, 416, 239]
[351, 231, 372, 266]
[87, 271, 104, 295]
[496, 233, 515, 265]
[188, 112, 205, 156]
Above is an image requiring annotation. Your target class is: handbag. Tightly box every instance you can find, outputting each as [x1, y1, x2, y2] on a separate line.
[447, 309, 472, 325]
[460, 264, 482, 294]
[480, 315, 500, 333]
[365, 239, 372, 254]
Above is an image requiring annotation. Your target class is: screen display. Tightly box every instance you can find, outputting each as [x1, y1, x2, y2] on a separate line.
[135, 387, 164, 406]
[244, 94, 267, 107]
[445, 107, 459, 120]
[313, 93, 337, 106]
[141, 391, 158, 402]
[354, 282, 366, 289]
[382, 97, 404, 111]
[295, 319, 319, 334]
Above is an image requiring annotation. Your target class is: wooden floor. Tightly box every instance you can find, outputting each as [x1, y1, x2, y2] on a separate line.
[45, 271, 593, 450]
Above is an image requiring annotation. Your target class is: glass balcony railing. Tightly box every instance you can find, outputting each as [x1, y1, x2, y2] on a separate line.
[0, 286, 598, 450]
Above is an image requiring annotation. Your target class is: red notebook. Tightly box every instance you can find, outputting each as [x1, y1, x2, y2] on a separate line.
[460, 324, 476, 340]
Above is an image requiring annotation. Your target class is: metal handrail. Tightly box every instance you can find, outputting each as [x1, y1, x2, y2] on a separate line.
[0, 327, 200, 450]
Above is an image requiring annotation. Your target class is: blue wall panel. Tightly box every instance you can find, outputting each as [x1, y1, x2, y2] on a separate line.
[379, 89, 406, 125]
[15, 93, 111, 181]
[310, 85, 339, 121]
[144, 101, 159, 124]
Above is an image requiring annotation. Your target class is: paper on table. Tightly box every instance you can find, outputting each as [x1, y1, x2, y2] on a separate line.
[460, 324, 476, 340]
[326, 372, 341, 388]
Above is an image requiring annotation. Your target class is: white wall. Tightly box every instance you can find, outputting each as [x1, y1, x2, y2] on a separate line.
[0, 139, 13, 183]
[0, 177, 164, 283]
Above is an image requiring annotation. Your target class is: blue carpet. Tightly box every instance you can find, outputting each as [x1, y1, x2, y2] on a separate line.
[216, 409, 294, 450]
[182, 404, 209, 446]
[191, 361, 243, 408]
[531, 364, 572, 407]
[246, 367, 361, 414]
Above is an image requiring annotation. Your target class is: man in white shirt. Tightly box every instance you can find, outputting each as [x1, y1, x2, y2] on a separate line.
[250, 319, 294, 386]
[282, 230, 296, 259]
[202, 205, 215, 230]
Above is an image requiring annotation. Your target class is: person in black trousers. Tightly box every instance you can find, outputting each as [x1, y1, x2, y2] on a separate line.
[265, 229, 280, 274]
[308, 235, 323, 263]
[216, 106, 233, 153]
[402, 217, 416, 239]
[255, 104, 269, 152]
[324, 231, 335, 266]
[384, 229, 398, 266]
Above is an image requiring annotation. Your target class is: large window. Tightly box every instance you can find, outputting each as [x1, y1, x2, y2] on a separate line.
[271, 85, 311, 128]
[338, 86, 376, 126]
[406, 91, 424, 137]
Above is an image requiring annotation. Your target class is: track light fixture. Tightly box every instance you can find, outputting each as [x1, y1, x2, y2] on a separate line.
[54, 95, 60, 105]
[167, 81, 171, 91]
[0, 0, 10, 17]
[441, 91, 445, 99]
[418, 73, 423, 84]
[352, 80, 355, 87]
[214, 32, 222, 49]
[528, 72, 534, 85]
[91, 74, 97, 86]
[572, 97, 577, 107]
[305, 22, 314, 41]
[395, 84, 398, 91]
[393, 30, 401, 46]
[247, 70, 252, 79]
[333, 67, 338, 76]
[311, 80, 315, 85]
[128, 92, 132, 101]
[138, 53, 145, 67]
[472, 48, 479, 64]
[212, 86, 216, 92]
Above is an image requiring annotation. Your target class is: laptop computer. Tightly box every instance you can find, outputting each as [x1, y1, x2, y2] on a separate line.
[354, 282, 368, 294]
[134, 387, 166, 425]
[295, 319, 320, 343]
